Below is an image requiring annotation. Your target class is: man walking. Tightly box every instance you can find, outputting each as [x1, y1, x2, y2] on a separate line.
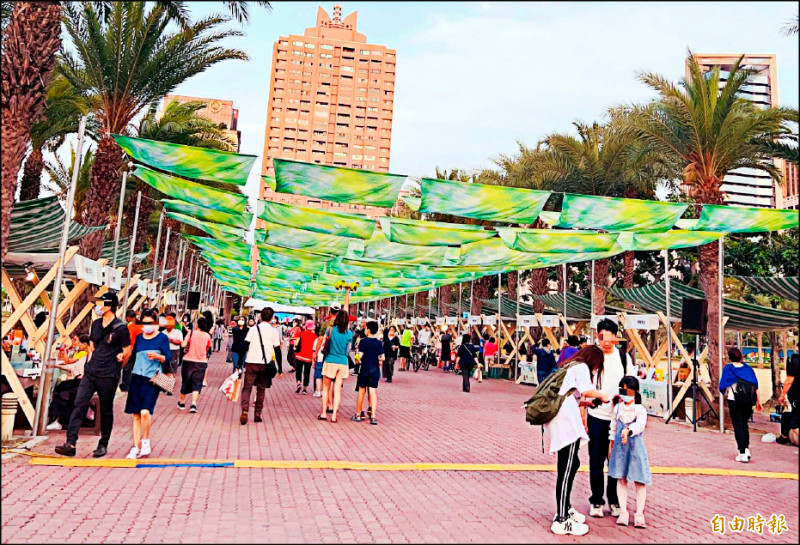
[55, 292, 131, 458]
[239, 307, 281, 425]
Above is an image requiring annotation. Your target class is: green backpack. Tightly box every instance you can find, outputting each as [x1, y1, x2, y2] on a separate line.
[523, 362, 579, 425]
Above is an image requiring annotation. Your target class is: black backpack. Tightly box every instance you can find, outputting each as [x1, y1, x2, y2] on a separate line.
[731, 379, 758, 409]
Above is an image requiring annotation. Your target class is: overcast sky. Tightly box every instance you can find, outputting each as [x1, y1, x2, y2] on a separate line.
[144, 2, 800, 212]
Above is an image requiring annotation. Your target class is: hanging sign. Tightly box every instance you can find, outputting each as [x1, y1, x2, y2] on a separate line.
[405, 319, 414, 327]
[483, 315, 497, 326]
[73, 255, 103, 286]
[435, 317, 445, 325]
[148, 283, 157, 299]
[538, 315, 560, 328]
[591, 315, 620, 329]
[445, 316, 458, 325]
[517, 315, 538, 327]
[103, 266, 122, 290]
[468, 315, 481, 325]
[416, 317, 427, 325]
[137, 279, 148, 297]
[624, 314, 660, 330]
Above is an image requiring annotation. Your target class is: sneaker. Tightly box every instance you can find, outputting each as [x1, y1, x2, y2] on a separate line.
[616, 511, 629, 526]
[140, 440, 151, 457]
[588, 505, 604, 518]
[126, 446, 140, 460]
[240, 413, 248, 425]
[177, 402, 186, 410]
[735, 453, 748, 463]
[54, 443, 76, 457]
[633, 513, 646, 528]
[609, 505, 621, 518]
[92, 445, 107, 458]
[569, 508, 586, 524]
[551, 518, 589, 536]
[254, 414, 263, 423]
[313, 391, 322, 398]
[190, 404, 197, 413]
[45, 421, 62, 431]
[302, 389, 307, 395]
[744, 447, 751, 460]
[776, 435, 790, 445]
[295, 385, 302, 394]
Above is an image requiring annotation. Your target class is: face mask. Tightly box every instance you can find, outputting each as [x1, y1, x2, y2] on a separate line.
[142, 324, 157, 334]
[238, 321, 245, 326]
[620, 395, 634, 403]
[94, 305, 105, 316]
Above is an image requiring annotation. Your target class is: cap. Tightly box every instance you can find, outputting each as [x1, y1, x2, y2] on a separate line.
[94, 291, 119, 308]
[330, 302, 342, 311]
[306, 319, 315, 330]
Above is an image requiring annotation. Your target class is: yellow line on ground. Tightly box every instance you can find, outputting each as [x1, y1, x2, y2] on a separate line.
[24, 457, 798, 479]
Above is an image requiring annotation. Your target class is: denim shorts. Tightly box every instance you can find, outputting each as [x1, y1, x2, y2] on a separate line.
[314, 359, 323, 380]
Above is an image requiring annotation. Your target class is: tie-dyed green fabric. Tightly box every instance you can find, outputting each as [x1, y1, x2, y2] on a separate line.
[362, 231, 460, 266]
[616, 230, 724, 251]
[458, 239, 550, 268]
[691, 205, 799, 233]
[258, 200, 376, 239]
[259, 224, 366, 257]
[379, 217, 496, 247]
[419, 178, 550, 223]
[273, 159, 406, 208]
[258, 265, 317, 285]
[203, 254, 251, 275]
[257, 244, 330, 274]
[402, 196, 421, 212]
[114, 134, 256, 186]
[556, 194, 688, 232]
[134, 166, 248, 213]
[165, 211, 244, 241]
[497, 228, 619, 253]
[162, 199, 252, 229]
[183, 235, 251, 261]
[262, 176, 276, 191]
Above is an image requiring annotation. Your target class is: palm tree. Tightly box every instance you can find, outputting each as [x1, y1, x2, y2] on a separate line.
[782, 13, 798, 35]
[18, 74, 91, 201]
[58, 1, 248, 259]
[42, 144, 95, 218]
[614, 50, 796, 397]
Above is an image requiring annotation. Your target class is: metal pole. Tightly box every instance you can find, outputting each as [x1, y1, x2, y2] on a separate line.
[111, 168, 129, 269]
[438, 286, 441, 316]
[516, 269, 521, 381]
[562, 263, 568, 339]
[183, 251, 195, 312]
[428, 289, 432, 319]
[590, 260, 595, 343]
[157, 227, 171, 309]
[121, 191, 142, 318]
[151, 208, 165, 290]
[34, 115, 87, 436]
[174, 239, 186, 312]
[664, 250, 673, 415]
[470, 280, 474, 317]
[458, 283, 463, 321]
[497, 273, 502, 366]
[719, 236, 725, 434]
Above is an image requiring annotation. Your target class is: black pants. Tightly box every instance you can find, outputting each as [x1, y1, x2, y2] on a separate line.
[213, 338, 222, 351]
[241, 363, 270, 415]
[383, 357, 395, 382]
[587, 414, 619, 507]
[728, 402, 752, 454]
[48, 378, 81, 426]
[295, 358, 312, 388]
[555, 440, 581, 521]
[462, 366, 472, 392]
[66, 374, 118, 447]
[120, 360, 133, 391]
[781, 399, 797, 437]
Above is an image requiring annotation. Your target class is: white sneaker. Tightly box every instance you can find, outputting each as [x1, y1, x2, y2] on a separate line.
[45, 421, 62, 431]
[313, 391, 322, 398]
[552, 508, 586, 524]
[588, 505, 605, 518]
[609, 505, 621, 517]
[140, 440, 151, 457]
[735, 453, 749, 463]
[125, 446, 140, 460]
[744, 448, 751, 461]
[551, 518, 589, 536]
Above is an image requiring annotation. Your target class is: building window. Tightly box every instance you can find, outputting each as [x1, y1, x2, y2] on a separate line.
[291, 50, 302, 56]
[304, 43, 315, 49]
[341, 66, 354, 72]
[320, 44, 333, 50]
[320, 53, 333, 59]
[279, 40, 288, 45]
[292, 40, 304, 46]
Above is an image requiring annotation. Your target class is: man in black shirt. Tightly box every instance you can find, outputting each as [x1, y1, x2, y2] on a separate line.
[55, 291, 131, 458]
[440, 327, 453, 371]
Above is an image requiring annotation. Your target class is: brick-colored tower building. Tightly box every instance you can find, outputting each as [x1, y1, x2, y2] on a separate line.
[159, 95, 241, 152]
[260, 4, 396, 218]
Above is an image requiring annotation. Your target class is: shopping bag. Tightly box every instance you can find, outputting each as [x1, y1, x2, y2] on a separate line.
[219, 370, 239, 400]
[231, 376, 242, 402]
[472, 368, 479, 380]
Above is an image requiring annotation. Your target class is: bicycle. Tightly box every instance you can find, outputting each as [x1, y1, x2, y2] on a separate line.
[411, 344, 423, 372]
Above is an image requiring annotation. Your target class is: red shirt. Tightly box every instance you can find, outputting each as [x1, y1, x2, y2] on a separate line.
[128, 323, 143, 348]
[295, 330, 318, 362]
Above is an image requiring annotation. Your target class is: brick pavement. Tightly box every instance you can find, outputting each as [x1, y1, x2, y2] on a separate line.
[2, 349, 798, 543]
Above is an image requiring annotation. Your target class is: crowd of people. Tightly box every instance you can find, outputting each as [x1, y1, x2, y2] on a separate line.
[23, 292, 795, 537]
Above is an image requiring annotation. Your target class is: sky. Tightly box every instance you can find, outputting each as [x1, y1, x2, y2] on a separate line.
[172, 1, 798, 216]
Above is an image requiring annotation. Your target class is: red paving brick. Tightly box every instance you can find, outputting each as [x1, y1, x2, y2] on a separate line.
[2, 348, 798, 543]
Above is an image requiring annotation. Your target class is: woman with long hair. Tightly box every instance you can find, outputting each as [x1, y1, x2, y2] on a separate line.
[318, 310, 353, 423]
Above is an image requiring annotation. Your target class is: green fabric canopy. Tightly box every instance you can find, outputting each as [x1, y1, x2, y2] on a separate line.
[7, 196, 106, 253]
[162, 199, 252, 229]
[134, 166, 248, 214]
[734, 276, 799, 301]
[553, 194, 688, 232]
[165, 211, 244, 241]
[273, 159, 406, 208]
[497, 228, 619, 253]
[402, 196, 421, 212]
[258, 200, 376, 239]
[114, 134, 255, 186]
[259, 224, 365, 257]
[419, 178, 550, 223]
[612, 281, 798, 331]
[362, 231, 460, 266]
[690, 205, 799, 233]
[532, 292, 629, 321]
[615, 230, 724, 251]
[379, 217, 495, 247]
[183, 235, 251, 261]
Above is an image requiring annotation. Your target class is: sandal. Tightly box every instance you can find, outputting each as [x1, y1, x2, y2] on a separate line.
[370, 418, 378, 425]
[330, 417, 338, 423]
[634, 514, 646, 528]
[350, 415, 362, 422]
[317, 415, 327, 421]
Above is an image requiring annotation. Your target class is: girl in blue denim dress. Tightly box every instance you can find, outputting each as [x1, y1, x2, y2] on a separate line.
[608, 376, 651, 530]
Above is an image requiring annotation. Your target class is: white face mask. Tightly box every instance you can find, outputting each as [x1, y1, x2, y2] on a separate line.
[158, 317, 167, 327]
[142, 324, 157, 334]
[94, 305, 105, 316]
[620, 395, 634, 404]
[238, 321, 245, 326]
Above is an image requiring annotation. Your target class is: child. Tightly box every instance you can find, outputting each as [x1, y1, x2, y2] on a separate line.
[351, 321, 383, 425]
[312, 333, 325, 398]
[608, 376, 651, 529]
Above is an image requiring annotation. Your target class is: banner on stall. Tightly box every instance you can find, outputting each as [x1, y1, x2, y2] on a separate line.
[624, 314, 660, 330]
[74, 255, 103, 286]
[538, 315, 560, 328]
[483, 315, 497, 326]
[103, 266, 122, 290]
[445, 317, 458, 325]
[148, 283, 158, 300]
[591, 315, 620, 328]
[468, 315, 482, 325]
[640, 379, 669, 416]
[516, 315, 538, 327]
[436, 317, 445, 325]
[137, 279, 148, 297]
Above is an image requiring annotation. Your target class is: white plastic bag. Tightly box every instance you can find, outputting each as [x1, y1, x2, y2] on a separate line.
[761, 432, 777, 443]
[219, 370, 240, 399]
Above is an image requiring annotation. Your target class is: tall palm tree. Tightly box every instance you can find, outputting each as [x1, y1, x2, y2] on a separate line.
[782, 13, 798, 35]
[614, 50, 796, 396]
[59, 1, 248, 259]
[42, 144, 95, 218]
[18, 74, 91, 201]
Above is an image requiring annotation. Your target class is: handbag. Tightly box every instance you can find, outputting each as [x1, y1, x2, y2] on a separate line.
[255, 324, 278, 380]
[150, 370, 176, 394]
[321, 330, 331, 359]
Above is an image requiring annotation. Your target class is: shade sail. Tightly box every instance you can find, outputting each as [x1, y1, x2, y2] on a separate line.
[691, 205, 799, 233]
[165, 211, 244, 241]
[612, 281, 798, 331]
[259, 224, 365, 257]
[7, 196, 105, 253]
[273, 159, 406, 208]
[419, 178, 550, 223]
[262, 176, 276, 191]
[497, 228, 619, 253]
[402, 196, 421, 211]
[615, 230, 724, 251]
[554, 194, 688, 232]
[258, 200, 376, 239]
[183, 235, 251, 261]
[134, 166, 248, 214]
[257, 245, 331, 274]
[379, 217, 495, 247]
[362, 231, 460, 266]
[162, 199, 252, 229]
[734, 276, 799, 301]
[113, 134, 255, 186]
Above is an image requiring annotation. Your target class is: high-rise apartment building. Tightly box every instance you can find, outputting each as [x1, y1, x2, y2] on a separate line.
[159, 95, 241, 151]
[688, 54, 795, 209]
[260, 4, 396, 219]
